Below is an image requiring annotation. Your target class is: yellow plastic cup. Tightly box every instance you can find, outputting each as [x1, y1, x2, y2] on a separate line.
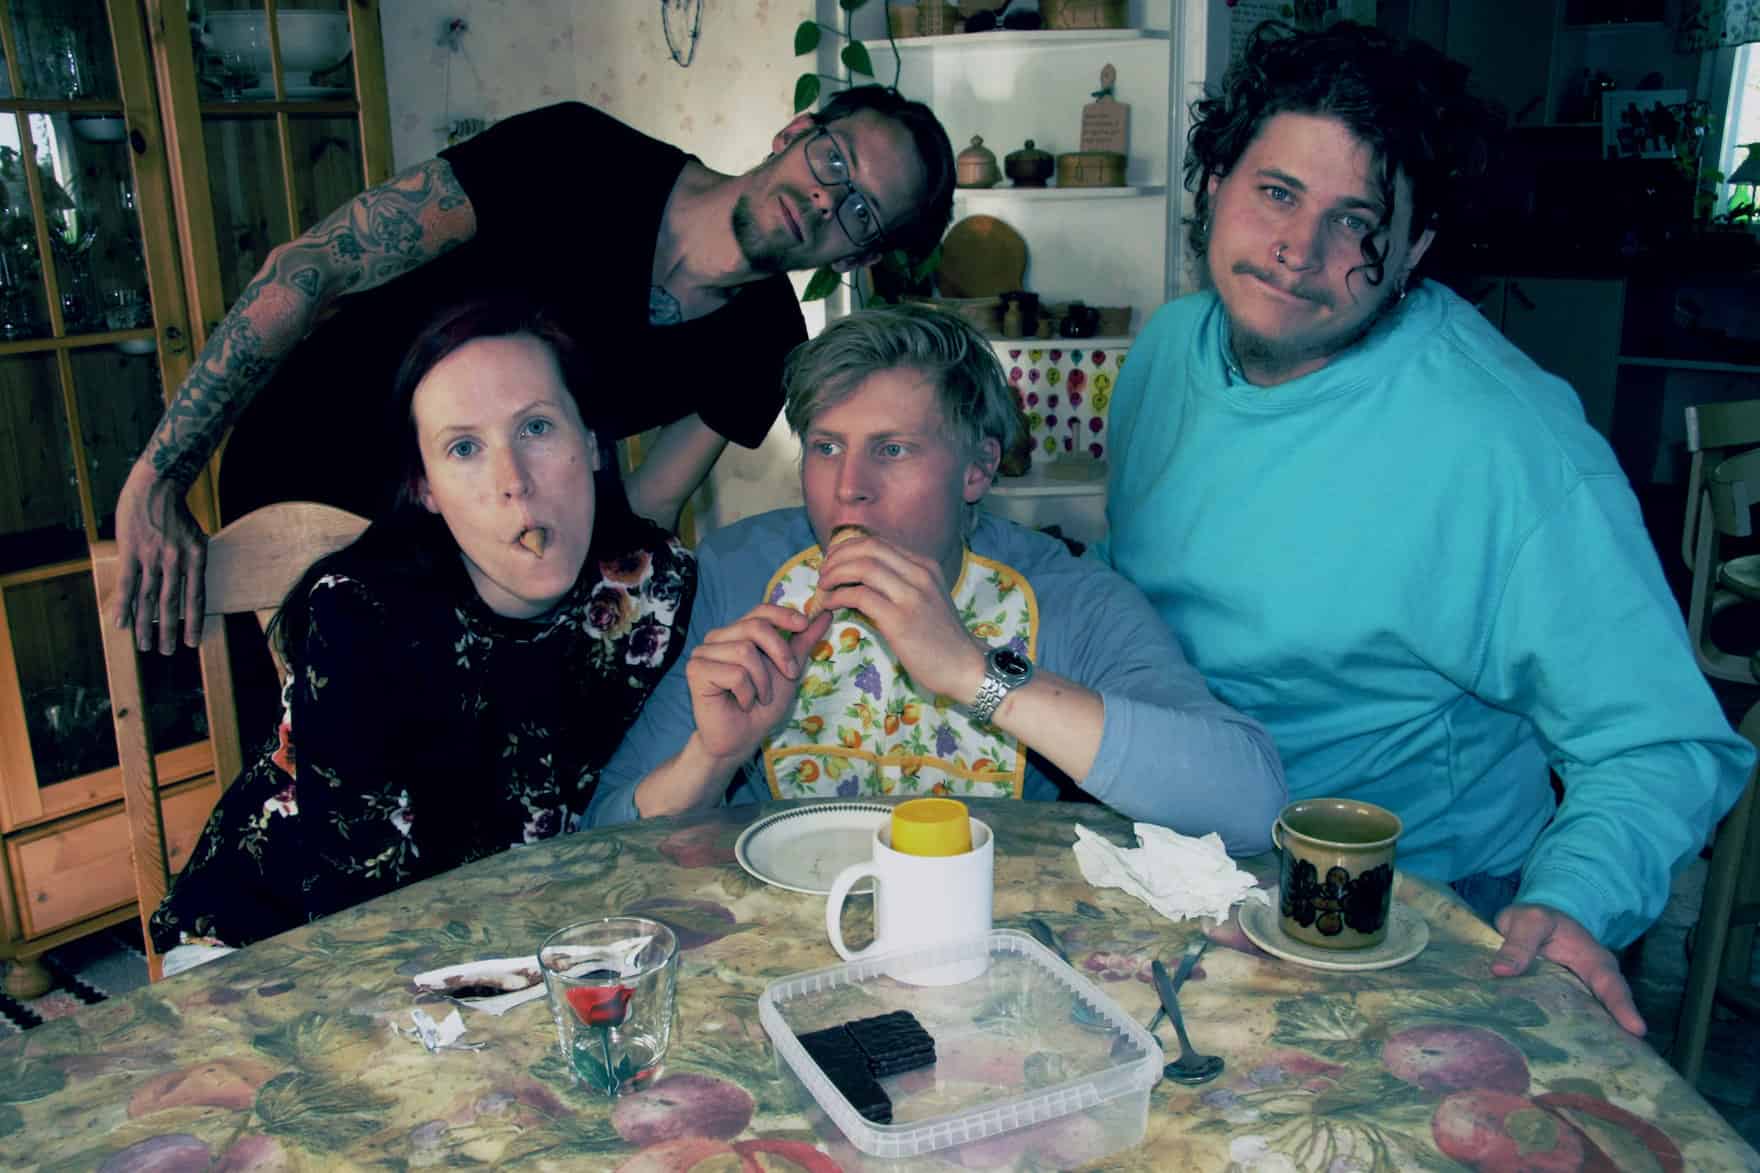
[889, 798, 973, 857]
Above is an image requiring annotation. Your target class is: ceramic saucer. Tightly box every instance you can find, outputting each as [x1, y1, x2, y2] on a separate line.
[1239, 888, 1429, 972]
[734, 801, 888, 895]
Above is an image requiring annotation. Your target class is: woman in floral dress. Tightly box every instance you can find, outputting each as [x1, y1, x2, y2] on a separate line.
[150, 299, 695, 960]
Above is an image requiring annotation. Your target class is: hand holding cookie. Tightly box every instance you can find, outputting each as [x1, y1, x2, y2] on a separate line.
[815, 529, 986, 703]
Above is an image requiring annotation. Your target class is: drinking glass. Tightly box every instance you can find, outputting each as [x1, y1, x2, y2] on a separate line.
[539, 916, 678, 1096]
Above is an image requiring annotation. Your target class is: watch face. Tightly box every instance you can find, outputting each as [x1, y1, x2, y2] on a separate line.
[991, 647, 1032, 682]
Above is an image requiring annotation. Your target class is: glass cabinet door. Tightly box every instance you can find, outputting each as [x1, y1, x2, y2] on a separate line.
[0, 0, 205, 828]
[169, 0, 388, 375]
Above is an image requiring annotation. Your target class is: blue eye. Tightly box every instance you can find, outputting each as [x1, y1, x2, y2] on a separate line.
[810, 440, 841, 457]
[1337, 213, 1374, 235]
[524, 417, 554, 437]
[879, 442, 908, 459]
[1263, 185, 1293, 204]
[448, 439, 478, 459]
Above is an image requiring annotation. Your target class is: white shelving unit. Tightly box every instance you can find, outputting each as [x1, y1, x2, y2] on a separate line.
[843, 3, 1188, 541]
[883, 28, 1170, 51]
[952, 184, 1168, 202]
[860, 12, 1177, 327]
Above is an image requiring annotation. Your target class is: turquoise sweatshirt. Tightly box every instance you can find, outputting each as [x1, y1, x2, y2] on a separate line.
[1097, 280, 1752, 947]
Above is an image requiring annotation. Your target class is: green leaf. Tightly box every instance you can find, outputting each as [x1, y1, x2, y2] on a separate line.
[1545, 1077, 1606, 1100]
[135, 996, 183, 1034]
[0, 1060, 65, 1104]
[793, 20, 821, 55]
[254, 1072, 392, 1152]
[793, 73, 821, 114]
[1269, 995, 1373, 1061]
[1504, 1027, 1570, 1065]
[841, 41, 875, 78]
[1310, 1069, 1430, 1116]
[912, 244, 943, 283]
[802, 266, 842, 301]
[251, 1011, 381, 1067]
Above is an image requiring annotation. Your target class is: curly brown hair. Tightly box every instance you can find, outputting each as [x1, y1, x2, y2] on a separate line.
[1185, 21, 1498, 288]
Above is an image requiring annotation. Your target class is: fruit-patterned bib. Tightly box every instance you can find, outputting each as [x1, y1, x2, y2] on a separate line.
[760, 544, 1038, 800]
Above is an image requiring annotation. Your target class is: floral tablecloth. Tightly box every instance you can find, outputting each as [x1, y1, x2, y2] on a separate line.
[4, 799, 1754, 1171]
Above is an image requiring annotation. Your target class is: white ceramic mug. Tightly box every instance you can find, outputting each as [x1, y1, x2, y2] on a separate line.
[824, 817, 994, 986]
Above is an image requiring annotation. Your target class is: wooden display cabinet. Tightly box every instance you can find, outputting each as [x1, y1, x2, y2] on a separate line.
[0, 0, 389, 997]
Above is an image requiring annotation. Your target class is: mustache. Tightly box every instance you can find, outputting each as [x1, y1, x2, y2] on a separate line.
[1232, 261, 1333, 308]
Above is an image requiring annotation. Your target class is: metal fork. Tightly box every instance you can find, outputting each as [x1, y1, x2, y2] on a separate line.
[1146, 935, 1209, 1035]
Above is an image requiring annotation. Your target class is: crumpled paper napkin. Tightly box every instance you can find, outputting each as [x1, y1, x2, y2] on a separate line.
[1073, 822, 1270, 923]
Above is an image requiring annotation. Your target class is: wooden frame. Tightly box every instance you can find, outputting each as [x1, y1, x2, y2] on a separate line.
[0, 0, 206, 835]
[91, 502, 366, 980]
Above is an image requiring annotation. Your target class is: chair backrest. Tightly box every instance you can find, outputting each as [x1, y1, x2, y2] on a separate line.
[1710, 447, 1760, 541]
[1682, 398, 1760, 570]
[92, 502, 368, 980]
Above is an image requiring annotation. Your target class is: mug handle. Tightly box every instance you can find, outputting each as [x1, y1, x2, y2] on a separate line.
[1271, 819, 1284, 851]
[825, 862, 882, 962]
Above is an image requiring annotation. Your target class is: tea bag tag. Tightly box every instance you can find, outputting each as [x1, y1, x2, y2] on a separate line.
[1080, 64, 1129, 155]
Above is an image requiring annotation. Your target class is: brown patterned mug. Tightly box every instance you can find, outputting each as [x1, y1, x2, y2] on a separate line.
[1273, 799, 1402, 950]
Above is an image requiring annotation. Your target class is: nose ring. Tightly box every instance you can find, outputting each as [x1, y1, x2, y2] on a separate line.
[1275, 244, 1287, 266]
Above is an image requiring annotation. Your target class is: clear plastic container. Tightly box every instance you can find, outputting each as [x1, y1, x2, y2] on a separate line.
[759, 929, 1164, 1166]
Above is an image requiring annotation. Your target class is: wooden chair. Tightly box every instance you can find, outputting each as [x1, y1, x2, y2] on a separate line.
[1672, 699, 1760, 1084]
[91, 502, 367, 980]
[1682, 398, 1760, 685]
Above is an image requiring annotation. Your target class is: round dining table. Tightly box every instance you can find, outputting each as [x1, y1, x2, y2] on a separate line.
[3, 797, 1754, 1170]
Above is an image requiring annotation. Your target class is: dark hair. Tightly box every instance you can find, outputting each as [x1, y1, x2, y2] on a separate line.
[1185, 21, 1498, 285]
[814, 84, 955, 262]
[271, 297, 628, 662]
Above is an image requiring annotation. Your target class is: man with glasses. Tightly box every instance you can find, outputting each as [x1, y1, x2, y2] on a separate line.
[110, 87, 955, 654]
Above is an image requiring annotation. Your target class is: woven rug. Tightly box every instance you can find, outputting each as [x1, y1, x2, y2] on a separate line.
[0, 925, 150, 1033]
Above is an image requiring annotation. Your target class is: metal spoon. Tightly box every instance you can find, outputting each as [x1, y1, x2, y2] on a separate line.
[1023, 916, 1111, 1031]
[1146, 934, 1209, 1035]
[1150, 956, 1224, 1085]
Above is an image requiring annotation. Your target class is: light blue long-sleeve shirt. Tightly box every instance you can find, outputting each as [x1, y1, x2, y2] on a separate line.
[1096, 280, 1753, 947]
[589, 508, 1286, 852]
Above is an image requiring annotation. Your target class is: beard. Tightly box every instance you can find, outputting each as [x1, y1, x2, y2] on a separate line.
[1217, 257, 1397, 384]
[731, 193, 794, 276]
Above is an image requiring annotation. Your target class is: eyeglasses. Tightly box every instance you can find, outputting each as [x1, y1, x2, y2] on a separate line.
[803, 127, 888, 250]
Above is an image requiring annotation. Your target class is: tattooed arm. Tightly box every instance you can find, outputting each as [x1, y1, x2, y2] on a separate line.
[113, 158, 477, 654]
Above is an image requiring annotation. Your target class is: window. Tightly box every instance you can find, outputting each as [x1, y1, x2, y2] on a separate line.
[1717, 42, 1760, 216]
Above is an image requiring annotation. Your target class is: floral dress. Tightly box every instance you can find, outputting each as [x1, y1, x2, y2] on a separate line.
[149, 514, 695, 953]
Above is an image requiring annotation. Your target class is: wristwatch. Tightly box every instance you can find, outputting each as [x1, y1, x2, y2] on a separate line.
[969, 645, 1034, 725]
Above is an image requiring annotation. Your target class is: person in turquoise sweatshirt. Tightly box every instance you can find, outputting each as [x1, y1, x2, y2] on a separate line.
[1098, 21, 1753, 1036]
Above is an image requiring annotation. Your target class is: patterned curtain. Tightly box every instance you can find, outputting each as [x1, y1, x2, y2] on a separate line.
[1678, 0, 1760, 50]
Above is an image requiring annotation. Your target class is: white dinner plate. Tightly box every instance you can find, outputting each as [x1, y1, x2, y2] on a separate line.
[1240, 888, 1429, 972]
[735, 801, 888, 895]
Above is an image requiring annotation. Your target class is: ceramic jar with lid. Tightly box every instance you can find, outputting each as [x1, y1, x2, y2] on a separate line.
[1004, 140, 1053, 187]
[956, 135, 1000, 189]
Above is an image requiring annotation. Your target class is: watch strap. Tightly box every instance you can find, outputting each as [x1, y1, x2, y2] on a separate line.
[970, 646, 1031, 725]
[969, 671, 1011, 726]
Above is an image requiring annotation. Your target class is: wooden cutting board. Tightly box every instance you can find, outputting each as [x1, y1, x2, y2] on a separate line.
[937, 215, 1028, 298]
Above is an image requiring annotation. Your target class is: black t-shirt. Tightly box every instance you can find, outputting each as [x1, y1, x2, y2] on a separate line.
[218, 102, 806, 520]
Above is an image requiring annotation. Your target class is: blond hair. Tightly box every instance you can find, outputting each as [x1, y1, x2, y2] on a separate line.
[782, 304, 1022, 461]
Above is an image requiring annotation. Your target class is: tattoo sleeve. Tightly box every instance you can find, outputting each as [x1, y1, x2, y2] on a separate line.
[147, 158, 478, 485]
